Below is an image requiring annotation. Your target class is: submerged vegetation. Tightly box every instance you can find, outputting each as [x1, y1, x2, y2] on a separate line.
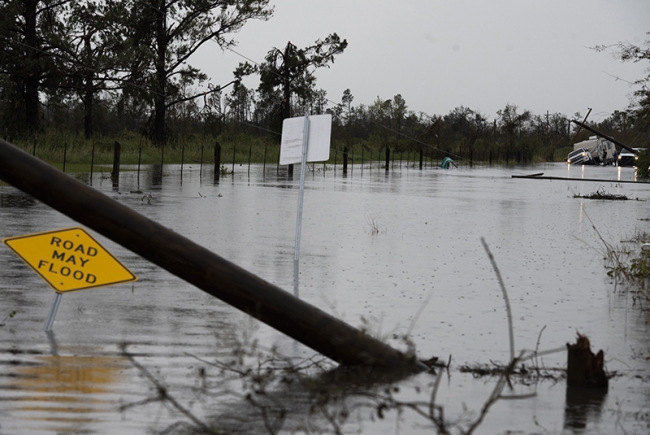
[0, 310, 16, 327]
[585, 205, 650, 306]
[573, 187, 635, 201]
[119, 325, 566, 435]
[603, 228, 650, 306]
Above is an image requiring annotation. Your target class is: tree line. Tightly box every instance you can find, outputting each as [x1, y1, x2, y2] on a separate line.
[0, 0, 273, 145]
[1, 0, 647, 163]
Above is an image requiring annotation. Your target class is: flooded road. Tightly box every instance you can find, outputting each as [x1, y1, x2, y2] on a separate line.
[1, 162, 649, 434]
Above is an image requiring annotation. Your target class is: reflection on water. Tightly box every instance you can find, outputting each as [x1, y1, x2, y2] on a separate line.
[564, 387, 607, 430]
[0, 192, 37, 208]
[5, 349, 126, 433]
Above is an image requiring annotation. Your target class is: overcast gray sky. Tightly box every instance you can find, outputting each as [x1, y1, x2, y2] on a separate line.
[196, 0, 650, 123]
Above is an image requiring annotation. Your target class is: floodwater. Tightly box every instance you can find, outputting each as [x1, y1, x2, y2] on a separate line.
[1, 161, 649, 434]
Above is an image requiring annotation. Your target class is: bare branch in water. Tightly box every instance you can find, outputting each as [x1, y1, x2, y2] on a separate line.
[119, 343, 213, 434]
[481, 237, 515, 361]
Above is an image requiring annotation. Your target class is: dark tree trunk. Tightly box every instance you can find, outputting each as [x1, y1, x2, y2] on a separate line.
[281, 43, 291, 121]
[83, 84, 93, 139]
[153, 0, 167, 147]
[83, 36, 94, 139]
[24, 0, 40, 133]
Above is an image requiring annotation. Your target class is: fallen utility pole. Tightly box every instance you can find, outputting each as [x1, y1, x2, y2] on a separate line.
[512, 174, 648, 184]
[0, 139, 424, 372]
[571, 119, 637, 154]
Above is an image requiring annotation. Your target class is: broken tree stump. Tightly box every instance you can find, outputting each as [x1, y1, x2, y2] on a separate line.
[566, 333, 608, 389]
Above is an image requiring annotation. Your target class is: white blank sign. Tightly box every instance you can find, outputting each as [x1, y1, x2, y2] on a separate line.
[280, 114, 332, 165]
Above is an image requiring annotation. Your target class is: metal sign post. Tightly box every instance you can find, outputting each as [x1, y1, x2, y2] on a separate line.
[44, 292, 63, 332]
[293, 116, 310, 297]
[280, 114, 332, 298]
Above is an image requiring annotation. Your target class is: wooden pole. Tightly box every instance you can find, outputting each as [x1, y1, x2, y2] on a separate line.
[200, 145, 204, 178]
[0, 139, 423, 372]
[262, 144, 267, 173]
[111, 141, 121, 182]
[232, 141, 236, 173]
[90, 139, 95, 185]
[181, 145, 185, 179]
[571, 119, 636, 153]
[137, 146, 141, 186]
[361, 148, 364, 173]
[385, 147, 390, 172]
[247, 142, 252, 176]
[62, 140, 67, 173]
[214, 141, 221, 181]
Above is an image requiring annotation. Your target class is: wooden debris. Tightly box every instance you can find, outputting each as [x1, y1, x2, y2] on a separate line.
[566, 333, 608, 389]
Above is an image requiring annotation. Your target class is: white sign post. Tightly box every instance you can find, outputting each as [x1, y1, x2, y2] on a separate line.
[280, 114, 331, 297]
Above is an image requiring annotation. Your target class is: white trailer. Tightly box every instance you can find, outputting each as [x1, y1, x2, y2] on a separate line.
[572, 136, 617, 165]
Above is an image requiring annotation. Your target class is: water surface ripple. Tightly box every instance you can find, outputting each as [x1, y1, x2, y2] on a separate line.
[1, 162, 648, 434]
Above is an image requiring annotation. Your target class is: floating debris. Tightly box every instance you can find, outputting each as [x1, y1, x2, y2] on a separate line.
[573, 187, 631, 201]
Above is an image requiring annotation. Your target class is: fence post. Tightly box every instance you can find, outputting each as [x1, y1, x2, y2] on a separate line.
[90, 139, 95, 185]
[248, 142, 252, 175]
[199, 145, 204, 178]
[343, 146, 349, 174]
[214, 141, 221, 180]
[262, 143, 267, 173]
[181, 145, 185, 179]
[137, 145, 142, 185]
[62, 140, 68, 173]
[232, 141, 236, 174]
[385, 147, 390, 172]
[111, 140, 121, 182]
[361, 148, 364, 172]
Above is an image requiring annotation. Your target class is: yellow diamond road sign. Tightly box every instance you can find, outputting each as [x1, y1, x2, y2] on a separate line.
[3, 227, 137, 293]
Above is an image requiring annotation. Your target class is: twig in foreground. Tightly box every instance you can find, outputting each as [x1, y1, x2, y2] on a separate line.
[481, 237, 515, 362]
[119, 344, 213, 434]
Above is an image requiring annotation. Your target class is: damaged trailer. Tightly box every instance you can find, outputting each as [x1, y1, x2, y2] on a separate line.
[568, 136, 617, 165]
